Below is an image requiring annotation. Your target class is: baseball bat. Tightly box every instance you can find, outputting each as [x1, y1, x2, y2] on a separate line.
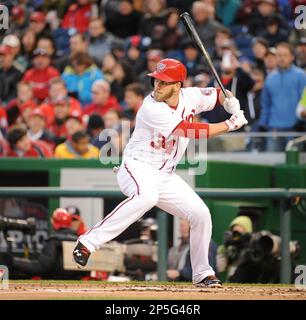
[180, 12, 229, 98]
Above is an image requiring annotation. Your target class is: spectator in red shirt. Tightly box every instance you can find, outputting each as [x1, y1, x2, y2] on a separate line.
[6, 125, 53, 158]
[22, 48, 60, 102]
[48, 97, 72, 144]
[6, 82, 37, 127]
[61, 0, 98, 34]
[39, 78, 83, 126]
[26, 108, 56, 150]
[84, 79, 121, 117]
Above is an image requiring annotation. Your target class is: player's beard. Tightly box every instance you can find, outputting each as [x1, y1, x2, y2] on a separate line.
[154, 87, 175, 103]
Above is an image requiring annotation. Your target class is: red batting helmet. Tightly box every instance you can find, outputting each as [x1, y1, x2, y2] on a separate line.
[51, 208, 72, 230]
[148, 58, 187, 83]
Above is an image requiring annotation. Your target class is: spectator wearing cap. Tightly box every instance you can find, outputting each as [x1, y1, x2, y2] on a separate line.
[35, 35, 57, 61]
[48, 97, 71, 144]
[22, 48, 60, 102]
[55, 33, 89, 73]
[39, 78, 83, 127]
[26, 108, 56, 149]
[259, 42, 306, 151]
[61, 52, 103, 106]
[2, 34, 27, 73]
[87, 17, 120, 67]
[0, 45, 23, 105]
[123, 36, 147, 75]
[6, 5, 28, 37]
[6, 125, 53, 158]
[83, 79, 121, 117]
[10, 208, 88, 280]
[105, 0, 141, 39]
[295, 38, 306, 71]
[29, 11, 52, 38]
[54, 130, 99, 159]
[264, 47, 277, 74]
[5, 82, 37, 127]
[247, 0, 289, 38]
[65, 111, 85, 138]
[61, 0, 98, 34]
[138, 48, 165, 94]
[65, 205, 87, 236]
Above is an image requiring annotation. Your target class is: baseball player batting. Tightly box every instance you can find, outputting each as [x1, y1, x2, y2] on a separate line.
[73, 58, 248, 288]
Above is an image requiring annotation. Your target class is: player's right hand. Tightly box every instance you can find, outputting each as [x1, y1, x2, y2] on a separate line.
[225, 110, 248, 131]
[223, 96, 241, 114]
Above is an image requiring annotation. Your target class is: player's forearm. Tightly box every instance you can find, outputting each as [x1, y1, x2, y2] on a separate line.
[208, 122, 229, 138]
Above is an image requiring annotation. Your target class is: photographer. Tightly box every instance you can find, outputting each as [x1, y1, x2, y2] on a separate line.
[9, 208, 88, 280]
[217, 215, 253, 282]
[217, 215, 299, 283]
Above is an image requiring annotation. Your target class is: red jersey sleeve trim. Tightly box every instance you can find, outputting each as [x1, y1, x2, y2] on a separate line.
[215, 88, 222, 107]
[172, 120, 210, 139]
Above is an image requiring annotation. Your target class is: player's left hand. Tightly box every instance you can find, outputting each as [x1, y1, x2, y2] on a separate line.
[225, 110, 248, 131]
[223, 96, 241, 114]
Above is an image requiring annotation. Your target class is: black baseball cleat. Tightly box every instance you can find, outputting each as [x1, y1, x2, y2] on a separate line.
[73, 242, 91, 267]
[195, 275, 222, 288]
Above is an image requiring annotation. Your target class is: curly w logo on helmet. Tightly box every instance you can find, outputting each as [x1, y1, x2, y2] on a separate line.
[157, 63, 166, 71]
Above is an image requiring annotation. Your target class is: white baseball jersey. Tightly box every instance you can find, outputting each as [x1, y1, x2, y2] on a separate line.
[123, 87, 218, 172]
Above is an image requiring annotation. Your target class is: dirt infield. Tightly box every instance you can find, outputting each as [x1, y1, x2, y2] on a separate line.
[0, 281, 305, 300]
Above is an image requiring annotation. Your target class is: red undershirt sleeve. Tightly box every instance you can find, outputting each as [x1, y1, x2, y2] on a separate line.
[172, 120, 210, 139]
[215, 88, 222, 106]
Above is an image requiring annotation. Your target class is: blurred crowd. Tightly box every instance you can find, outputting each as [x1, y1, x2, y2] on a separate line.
[0, 0, 306, 157]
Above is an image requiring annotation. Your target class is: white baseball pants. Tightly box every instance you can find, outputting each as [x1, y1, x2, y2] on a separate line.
[78, 157, 215, 283]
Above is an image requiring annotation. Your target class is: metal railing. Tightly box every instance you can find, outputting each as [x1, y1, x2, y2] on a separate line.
[0, 186, 305, 283]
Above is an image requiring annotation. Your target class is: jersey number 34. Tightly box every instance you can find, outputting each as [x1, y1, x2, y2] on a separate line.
[150, 134, 176, 155]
